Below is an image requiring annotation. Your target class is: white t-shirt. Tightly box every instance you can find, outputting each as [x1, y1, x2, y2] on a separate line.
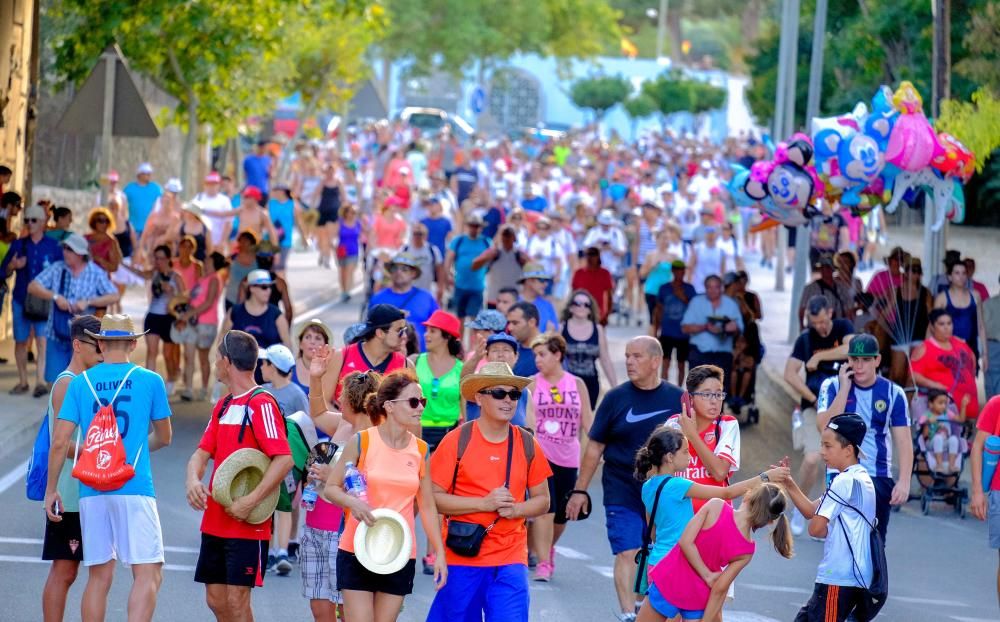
[692, 242, 726, 294]
[676, 199, 701, 241]
[816, 463, 876, 588]
[194, 191, 236, 246]
[526, 235, 565, 278]
[582, 226, 627, 276]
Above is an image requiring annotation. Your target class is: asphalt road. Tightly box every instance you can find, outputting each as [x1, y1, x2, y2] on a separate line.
[0, 296, 997, 621]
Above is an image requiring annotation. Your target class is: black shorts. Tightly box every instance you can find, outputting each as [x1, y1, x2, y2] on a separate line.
[422, 425, 456, 453]
[144, 312, 174, 343]
[794, 583, 872, 622]
[546, 462, 578, 524]
[194, 533, 269, 588]
[42, 512, 83, 561]
[658, 336, 690, 363]
[318, 209, 338, 226]
[336, 550, 415, 596]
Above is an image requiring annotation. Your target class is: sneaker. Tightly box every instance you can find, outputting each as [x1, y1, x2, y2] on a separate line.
[266, 554, 276, 573]
[340, 293, 350, 303]
[165, 381, 176, 396]
[791, 509, 805, 537]
[615, 614, 637, 622]
[275, 554, 292, 576]
[287, 542, 299, 563]
[180, 388, 194, 402]
[528, 551, 538, 570]
[422, 554, 435, 576]
[533, 561, 553, 582]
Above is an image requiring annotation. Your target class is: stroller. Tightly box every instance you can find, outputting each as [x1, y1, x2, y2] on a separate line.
[360, 247, 394, 320]
[909, 413, 972, 518]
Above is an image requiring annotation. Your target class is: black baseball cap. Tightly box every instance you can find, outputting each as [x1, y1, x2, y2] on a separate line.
[365, 304, 406, 333]
[847, 333, 879, 358]
[827, 413, 867, 449]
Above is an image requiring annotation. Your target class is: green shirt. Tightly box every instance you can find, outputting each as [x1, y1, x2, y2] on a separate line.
[48, 370, 80, 512]
[415, 353, 463, 428]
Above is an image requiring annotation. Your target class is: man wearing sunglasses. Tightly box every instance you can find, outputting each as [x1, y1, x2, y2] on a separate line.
[368, 253, 438, 350]
[1, 203, 63, 396]
[427, 362, 552, 622]
[325, 304, 411, 406]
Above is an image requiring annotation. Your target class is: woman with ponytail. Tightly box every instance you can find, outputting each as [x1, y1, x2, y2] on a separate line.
[634, 426, 789, 595]
[638, 483, 794, 622]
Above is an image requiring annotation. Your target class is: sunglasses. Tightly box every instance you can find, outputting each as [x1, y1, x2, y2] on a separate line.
[25, 218, 41, 224]
[387, 396, 427, 409]
[251, 283, 272, 289]
[94, 218, 109, 224]
[571, 299, 591, 308]
[479, 388, 523, 401]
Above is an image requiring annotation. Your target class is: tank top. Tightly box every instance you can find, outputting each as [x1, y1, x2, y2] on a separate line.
[334, 342, 406, 404]
[644, 260, 674, 296]
[318, 185, 341, 215]
[415, 353, 463, 427]
[337, 220, 361, 257]
[191, 273, 221, 326]
[650, 503, 755, 610]
[637, 220, 659, 265]
[912, 336, 980, 418]
[48, 370, 80, 512]
[174, 259, 200, 292]
[486, 247, 524, 302]
[945, 288, 979, 352]
[180, 221, 207, 261]
[115, 222, 134, 258]
[230, 303, 283, 348]
[85, 234, 117, 273]
[339, 429, 424, 559]
[532, 371, 584, 467]
[562, 322, 599, 379]
[150, 271, 180, 314]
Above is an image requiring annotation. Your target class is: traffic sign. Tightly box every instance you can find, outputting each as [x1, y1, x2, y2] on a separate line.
[470, 87, 486, 115]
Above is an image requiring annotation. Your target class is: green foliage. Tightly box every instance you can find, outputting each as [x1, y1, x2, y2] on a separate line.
[623, 93, 657, 120]
[954, 2, 1000, 94]
[570, 74, 632, 119]
[937, 89, 1000, 173]
[641, 70, 727, 116]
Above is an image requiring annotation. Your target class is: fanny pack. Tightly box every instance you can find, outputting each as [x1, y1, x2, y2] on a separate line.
[445, 426, 514, 557]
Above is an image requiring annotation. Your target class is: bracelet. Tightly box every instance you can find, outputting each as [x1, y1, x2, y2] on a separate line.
[759, 471, 769, 483]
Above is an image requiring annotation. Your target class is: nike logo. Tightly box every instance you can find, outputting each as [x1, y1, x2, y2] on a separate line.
[625, 408, 673, 424]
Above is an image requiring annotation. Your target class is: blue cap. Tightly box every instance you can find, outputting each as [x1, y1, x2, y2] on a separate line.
[486, 332, 519, 352]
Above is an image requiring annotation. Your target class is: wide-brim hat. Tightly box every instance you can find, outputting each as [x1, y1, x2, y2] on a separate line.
[84, 314, 149, 341]
[385, 253, 422, 279]
[353, 508, 412, 575]
[518, 262, 552, 283]
[211, 448, 280, 525]
[467, 309, 508, 332]
[460, 361, 531, 401]
[423, 309, 461, 339]
[297, 318, 332, 345]
[183, 201, 213, 229]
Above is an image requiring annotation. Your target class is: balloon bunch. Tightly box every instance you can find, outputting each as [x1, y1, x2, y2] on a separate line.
[738, 133, 823, 227]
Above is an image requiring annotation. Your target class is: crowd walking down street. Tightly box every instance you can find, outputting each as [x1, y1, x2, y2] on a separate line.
[2, 116, 1000, 622]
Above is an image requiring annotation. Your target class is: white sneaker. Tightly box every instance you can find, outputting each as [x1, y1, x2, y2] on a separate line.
[791, 508, 805, 537]
[165, 381, 175, 396]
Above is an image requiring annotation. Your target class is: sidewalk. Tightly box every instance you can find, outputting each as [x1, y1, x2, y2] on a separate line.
[0, 246, 353, 461]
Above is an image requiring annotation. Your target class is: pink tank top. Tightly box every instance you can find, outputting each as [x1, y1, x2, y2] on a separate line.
[191, 273, 221, 326]
[306, 497, 344, 532]
[532, 371, 584, 468]
[649, 503, 755, 610]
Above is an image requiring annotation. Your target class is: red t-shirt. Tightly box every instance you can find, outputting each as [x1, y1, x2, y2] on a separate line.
[198, 388, 291, 540]
[572, 267, 615, 321]
[977, 397, 1000, 491]
[665, 414, 741, 511]
[333, 343, 407, 404]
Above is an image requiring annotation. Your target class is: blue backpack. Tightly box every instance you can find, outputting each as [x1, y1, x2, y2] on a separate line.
[25, 413, 50, 501]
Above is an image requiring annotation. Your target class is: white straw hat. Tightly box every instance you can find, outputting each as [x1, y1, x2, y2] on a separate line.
[353, 508, 412, 575]
[211, 448, 280, 524]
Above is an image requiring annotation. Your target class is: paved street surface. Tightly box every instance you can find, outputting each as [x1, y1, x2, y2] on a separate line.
[0, 242, 996, 621]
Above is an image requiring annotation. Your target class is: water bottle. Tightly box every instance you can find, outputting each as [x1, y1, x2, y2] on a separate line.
[344, 462, 368, 503]
[792, 408, 803, 432]
[301, 478, 319, 511]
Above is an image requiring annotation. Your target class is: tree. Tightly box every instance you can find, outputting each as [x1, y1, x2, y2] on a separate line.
[641, 70, 726, 124]
[570, 75, 632, 122]
[623, 93, 657, 138]
[954, 2, 1000, 94]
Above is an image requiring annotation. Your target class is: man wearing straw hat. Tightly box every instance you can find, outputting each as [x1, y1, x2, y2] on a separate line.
[427, 362, 552, 622]
[186, 329, 292, 621]
[45, 314, 173, 622]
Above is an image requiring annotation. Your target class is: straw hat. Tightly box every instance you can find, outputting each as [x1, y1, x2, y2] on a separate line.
[459, 361, 531, 401]
[183, 201, 213, 230]
[84, 314, 148, 341]
[167, 294, 190, 317]
[353, 508, 413, 575]
[211, 448, 280, 525]
[297, 318, 332, 345]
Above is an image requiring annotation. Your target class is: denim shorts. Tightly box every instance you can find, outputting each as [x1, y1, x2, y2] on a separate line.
[604, 504, 645, 555]
[453, 288, 484, 320]
[12, 299, 47, 343]
[648, 583, 704, 620]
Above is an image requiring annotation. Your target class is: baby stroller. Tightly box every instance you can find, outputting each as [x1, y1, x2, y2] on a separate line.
[610, 269, 634, 327]
[910, 414, 971, 518]
[728, 323, 762, 426]
[360, 247, 394, 320]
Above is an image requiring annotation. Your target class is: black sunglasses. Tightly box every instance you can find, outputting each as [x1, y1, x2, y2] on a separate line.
[25, 218, 41, 224]
[251, 283, 272, 289]
[571, 299, 591, 308]
[387, 396, 427, 409]
[479, 388, 523, 401]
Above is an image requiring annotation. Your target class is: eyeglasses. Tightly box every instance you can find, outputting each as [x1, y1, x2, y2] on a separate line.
[479, 388, 523, 401]
[692, 391, 727, 401]
[80, 339, 101, 351]
[25, 218, 40, 224]
[93, 218, 109, 224]
[570, 299, 591, 308]
[251, 283, 272, 289]
[387, 396, 427, 409]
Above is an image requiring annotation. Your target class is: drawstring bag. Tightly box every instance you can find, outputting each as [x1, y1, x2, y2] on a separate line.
[72, 367, 141, 491]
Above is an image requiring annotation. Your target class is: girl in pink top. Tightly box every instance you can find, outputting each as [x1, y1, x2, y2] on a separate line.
[526, 333, 594, 582]
[179, 251, 225, 401]
[371, 197, 408, 249]
[640, 484, 793, 622]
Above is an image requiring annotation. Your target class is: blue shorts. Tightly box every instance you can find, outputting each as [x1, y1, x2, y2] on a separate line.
[12, 299, 47, 343]
[648, 583, 704, 620]
[605, 504, 645, 555]
[45, 337, 73, 384]
[426, 563, 528, 622]
[453, 288, 484, 320]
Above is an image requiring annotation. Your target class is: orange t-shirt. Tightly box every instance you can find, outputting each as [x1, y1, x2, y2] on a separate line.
[340, 428, 426, 559]
[430, 423, 552, 567]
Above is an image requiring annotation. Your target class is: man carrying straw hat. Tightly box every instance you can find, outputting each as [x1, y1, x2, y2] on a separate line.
[427, 362, 552, 622]
[186, 329, 292, 620]
[45, 314, 173, 622]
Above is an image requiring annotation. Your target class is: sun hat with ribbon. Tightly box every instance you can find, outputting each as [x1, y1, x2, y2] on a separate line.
[353, 508, 413, 575]
[459, 361, 531, 401]
[211, 448, 281, 525]
[84, 314, 148, 341]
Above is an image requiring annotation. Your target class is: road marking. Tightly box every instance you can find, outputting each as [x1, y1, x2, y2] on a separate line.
[0, 554, 195, 572]
[740, 582, 813, 595]
[296, 284, 365, 322]
[587, 564, 614, 578]
[890, 595, 969, 607]
[720, 613, 782, 622]
[950, 617, 1000, 622]
[554, 545, 592, 560]
[0, 459, 29, 495]
[0, 536, 199, 554]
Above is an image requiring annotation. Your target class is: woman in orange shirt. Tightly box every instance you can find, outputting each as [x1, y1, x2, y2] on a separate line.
[323, 369, 448, 620]
[371, 195, 409, 250]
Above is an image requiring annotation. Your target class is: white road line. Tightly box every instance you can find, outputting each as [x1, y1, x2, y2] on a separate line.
[0, 554, 195, 572]
[890, 595, 969, 607]
[0, 459, 29, 495]
[740, 582, 813, 595]
[950, 617, 1000, 622]
[720, 612, 782, 622]
[0, 537, 199, 554]
[554, 545, 592, 561]
[295, 284, 365, 322]
[587, 564, 614, 578]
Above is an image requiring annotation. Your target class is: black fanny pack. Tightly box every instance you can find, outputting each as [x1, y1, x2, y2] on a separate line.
[445, 427, 514, 557]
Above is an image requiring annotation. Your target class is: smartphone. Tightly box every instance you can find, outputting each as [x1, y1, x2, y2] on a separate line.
[681, 391, 693, 414]
[51, 499, 61, 517]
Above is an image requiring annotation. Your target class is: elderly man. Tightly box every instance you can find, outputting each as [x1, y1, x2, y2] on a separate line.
[28, 233, 120, 383]
[1, 203, 63, 396]
[427, 362, 551, 622]
[566, 336, 683, 621]
[681, 274, 743, 383]
[369, 253, 438, 349]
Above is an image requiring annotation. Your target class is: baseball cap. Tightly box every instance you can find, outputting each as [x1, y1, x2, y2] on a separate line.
[205, 171, 221, 184]
[242, 186, 263, 202]
[107, 170, 119, 182]
[486, 332, 519, 352]
[365, 304, 406, 331]
[246, 269, 274, 286]
[62, 233, 90, 257]
[259, 344, 295, 373]
[164, 178, 183, 194]
[827, 413, 867, 450]
[670, 259, 686, 270]
[847, 333, 879, 358]
[137, 162, 154, 175]
[465, 212, 485, 226]
[24, 204, 46, 221]
[466, 309, 508, 332]
[597, 210, 616, 225]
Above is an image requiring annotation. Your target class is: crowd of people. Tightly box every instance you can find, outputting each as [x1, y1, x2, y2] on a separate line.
[1, 118, 999, 622]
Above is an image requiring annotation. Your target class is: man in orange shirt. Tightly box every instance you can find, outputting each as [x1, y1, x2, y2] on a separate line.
[427, 362, 552, 622]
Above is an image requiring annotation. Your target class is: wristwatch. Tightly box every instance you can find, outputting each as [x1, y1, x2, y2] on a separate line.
[759, 471, 769, 483]
[53, 293, 61, 303]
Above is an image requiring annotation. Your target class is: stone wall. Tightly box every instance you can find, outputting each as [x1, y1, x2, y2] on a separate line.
[0, 0, 37, 197]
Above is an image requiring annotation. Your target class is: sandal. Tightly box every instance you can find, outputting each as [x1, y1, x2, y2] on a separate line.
[33, 385, 49, 398]
[9, 383, 29, 395]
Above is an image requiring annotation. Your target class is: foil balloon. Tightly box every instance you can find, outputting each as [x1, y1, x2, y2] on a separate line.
[885, 169, 958, 232]
[865, 86, 897, 151]
[743, 134, 818, 226]
[932, 132, 975, 183]
[884, 81, 941, 171]
[814, 115, 885, 205]
[727, 164, 757, 208]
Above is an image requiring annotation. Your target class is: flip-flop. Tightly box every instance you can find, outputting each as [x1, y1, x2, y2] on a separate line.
[9, 383, 29, 395]
[33, 385, 48, 398]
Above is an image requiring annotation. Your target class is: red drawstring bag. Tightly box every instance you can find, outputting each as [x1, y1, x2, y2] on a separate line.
[72, 366, 141, 492]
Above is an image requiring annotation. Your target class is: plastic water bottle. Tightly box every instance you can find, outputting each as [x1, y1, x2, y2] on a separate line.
[792, 408, 803, 432]
[344, 462, 368, 503]
[301, 478, 320, 511]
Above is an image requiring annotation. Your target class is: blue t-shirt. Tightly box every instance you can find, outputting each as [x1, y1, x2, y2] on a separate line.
[513, 346, 538, 377]
[0, 235, 62, 303]
[268, 198, 296, 248]
[368, 286, 439, 350]
[243, 154, 272, 192]
[59, 363, 171, 498]
[680, 294, 744, 353]
[449, 234, 491, 292]
[526, 296, 560, 334]
[521, 196, 548, 213]
[122, 181, 163, 233]
[482, 207, 504, 240]
[642, 475, 694, 564]
[657, 282, 697, 340]
[421, 217, 452, 256]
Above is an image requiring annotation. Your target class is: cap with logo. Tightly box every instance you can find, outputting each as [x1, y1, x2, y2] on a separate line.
[847, 333, 879, 358]
[486, 332, 519, 352]
[205, 171, 222, 184]
[246, 269, 274, 286]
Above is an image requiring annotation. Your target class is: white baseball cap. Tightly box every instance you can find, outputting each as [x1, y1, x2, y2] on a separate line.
[164, 178, 183, 194]
[137, 162, 154, 175]
[258, 344, 295, 373]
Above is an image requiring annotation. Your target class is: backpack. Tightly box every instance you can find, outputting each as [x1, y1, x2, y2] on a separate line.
[72, 366, 142, 492]
[450, 421, 535, 491]
[828, 484, 888, 619]
[26, 371, 76, 501]
[343, 428, 429, 521]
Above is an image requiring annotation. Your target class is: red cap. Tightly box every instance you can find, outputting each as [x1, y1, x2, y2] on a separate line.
[242, 186, 263, 201]
[422, 310, 462, 339]
[205, 171, 221, 184]
[384, 195, 405, 208]
[107, 170, 119, 182]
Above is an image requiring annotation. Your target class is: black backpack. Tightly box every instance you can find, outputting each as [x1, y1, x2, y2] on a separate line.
[827, 484, 888, 620]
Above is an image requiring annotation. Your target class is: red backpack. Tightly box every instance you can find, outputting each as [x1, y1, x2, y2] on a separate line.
[72, 366, 142, 491]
